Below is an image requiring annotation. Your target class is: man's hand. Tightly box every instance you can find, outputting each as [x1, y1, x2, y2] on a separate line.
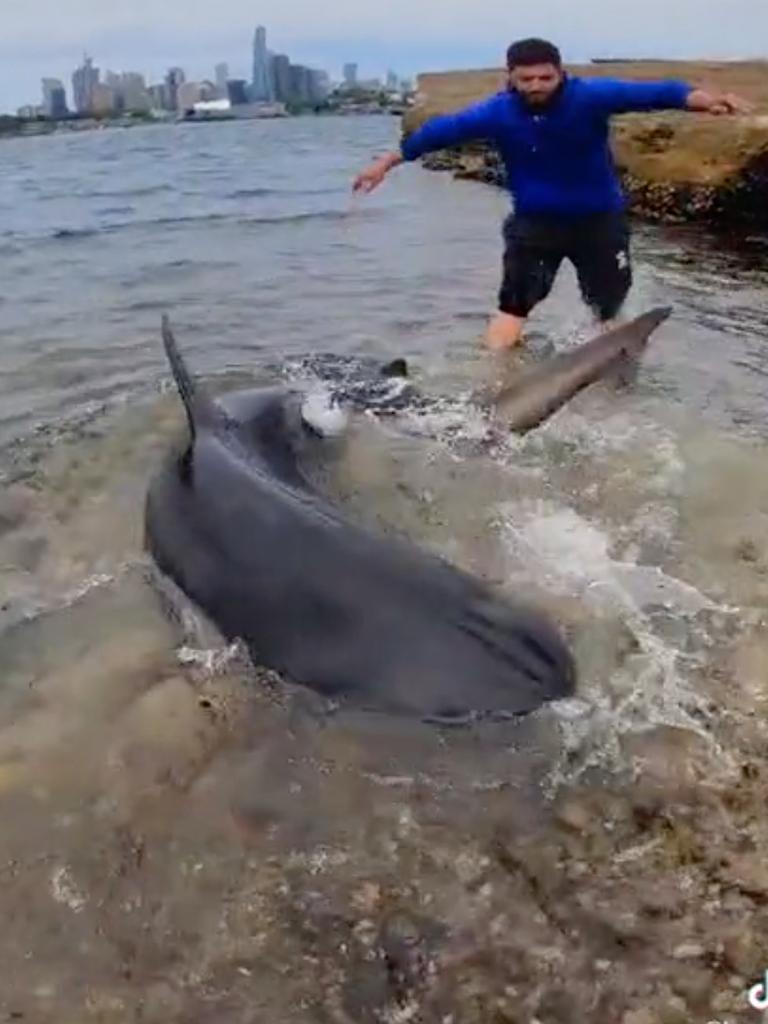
[686, 88, 754, 115]
[352, 152, 403, 194]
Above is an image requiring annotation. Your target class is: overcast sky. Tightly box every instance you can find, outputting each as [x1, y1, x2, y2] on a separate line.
[1, 0, 765, 113]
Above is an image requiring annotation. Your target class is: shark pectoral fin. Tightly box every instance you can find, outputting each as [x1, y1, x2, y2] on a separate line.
[603, 305, 673, 390]
[605, 348, 642, 390]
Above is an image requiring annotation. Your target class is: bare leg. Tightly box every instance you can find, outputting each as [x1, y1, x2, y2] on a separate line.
[486, 311, 526, 351]
[597, 313, 625, 334]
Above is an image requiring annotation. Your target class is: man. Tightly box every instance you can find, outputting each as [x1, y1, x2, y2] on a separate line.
[353, 38, 750, 349]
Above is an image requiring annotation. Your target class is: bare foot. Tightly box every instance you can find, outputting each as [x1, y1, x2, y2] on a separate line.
[485, 312, 526, 350]
[598, 315, 626, 334]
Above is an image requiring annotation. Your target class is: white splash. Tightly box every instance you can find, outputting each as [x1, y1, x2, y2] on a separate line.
[177, 641, 246, 675]
[300, 387, 350, 438]
[496, 499, 736, 787]
[498, 500, 719, 618]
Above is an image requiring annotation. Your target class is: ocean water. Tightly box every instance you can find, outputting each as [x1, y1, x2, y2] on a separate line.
[1, 115, 767, 446]
[1, 115, 767, 1021]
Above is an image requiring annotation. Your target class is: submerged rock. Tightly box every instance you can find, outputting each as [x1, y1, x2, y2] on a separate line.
[0, 485, 35, 535]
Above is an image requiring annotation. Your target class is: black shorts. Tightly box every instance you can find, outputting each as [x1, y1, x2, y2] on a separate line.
[498, 211, 632, 320]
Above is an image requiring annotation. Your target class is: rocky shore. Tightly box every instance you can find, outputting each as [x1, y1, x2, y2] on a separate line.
[403, 61, 768, 227]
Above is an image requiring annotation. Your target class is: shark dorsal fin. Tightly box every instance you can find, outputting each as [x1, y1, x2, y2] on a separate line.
[161, 315, 224, 440]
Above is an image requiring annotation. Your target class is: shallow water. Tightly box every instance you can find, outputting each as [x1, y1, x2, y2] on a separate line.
[1, 116, 768, 1022]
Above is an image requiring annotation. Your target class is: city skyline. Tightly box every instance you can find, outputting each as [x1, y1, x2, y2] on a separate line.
[3, 38, 419, 115]
[2, 0, 766, 113]
[14, 22, 413, 119]
[17, 25, 408, 118]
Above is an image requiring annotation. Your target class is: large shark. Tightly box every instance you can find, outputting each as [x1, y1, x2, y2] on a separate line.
[145, 318, 577, 723]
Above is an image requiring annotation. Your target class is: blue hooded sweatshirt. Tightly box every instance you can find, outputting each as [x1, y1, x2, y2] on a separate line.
[401, 76, 692, 218]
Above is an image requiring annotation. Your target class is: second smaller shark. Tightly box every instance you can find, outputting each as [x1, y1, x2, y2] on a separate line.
[487, 306, 672, 432]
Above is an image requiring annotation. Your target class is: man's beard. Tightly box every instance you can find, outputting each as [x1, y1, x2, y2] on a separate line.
[519, 81, 564, 111]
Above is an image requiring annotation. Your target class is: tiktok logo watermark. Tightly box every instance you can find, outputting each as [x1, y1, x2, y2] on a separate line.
[749, 970, 768, 1010]
[707, 970, 768, 1022]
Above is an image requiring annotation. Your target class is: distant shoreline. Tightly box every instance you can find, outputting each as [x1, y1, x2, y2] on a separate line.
[0, 105, 404, 142]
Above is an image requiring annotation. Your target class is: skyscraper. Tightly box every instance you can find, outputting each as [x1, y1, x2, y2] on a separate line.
[41, 78, 68, 118]
[148, 85, 168, 110]
[252, 25, 274, 101]
[308, 70, 330, 103]
[270, 54, 292, 104]
[101, 72, 151, 114]
[215, 62, 229, 98]
[289, 65, 311, 105]
[343, 63, 358, 88]
[227, 80, 250, 106]
[386, 70, 399, 91]
[106, 73, 126, 113]
[90, 83, 116, 116]
[177, 82, 205, 112]
[120, 73, 151, 112]
[72, 54, 100, 114]
[314, 71, 331, 99]
[165, 67, 186, 111]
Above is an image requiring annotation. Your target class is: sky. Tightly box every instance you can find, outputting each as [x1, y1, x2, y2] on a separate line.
[1, 0, 766, 113]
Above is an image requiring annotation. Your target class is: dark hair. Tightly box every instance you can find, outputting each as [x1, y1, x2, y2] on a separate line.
[506, 38, 562, 70]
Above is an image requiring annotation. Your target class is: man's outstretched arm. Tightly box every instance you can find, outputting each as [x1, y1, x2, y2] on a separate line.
[353, 97, 499, 194]
[588, 77, 753, 116]
[684, 87, 753, 114]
